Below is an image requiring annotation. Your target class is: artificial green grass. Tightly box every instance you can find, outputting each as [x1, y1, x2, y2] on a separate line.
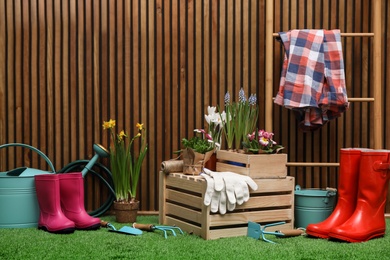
[1, 216, 390, 260]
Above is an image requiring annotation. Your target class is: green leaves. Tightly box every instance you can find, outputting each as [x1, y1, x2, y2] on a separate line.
[242, 129, 284, 154]
[222, 89, 258, 151]
[181, 135, 214, 154]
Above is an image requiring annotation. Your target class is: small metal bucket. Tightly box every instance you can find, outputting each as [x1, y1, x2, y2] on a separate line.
[294, 185, 337, 229]
[0, 143, 55, 228]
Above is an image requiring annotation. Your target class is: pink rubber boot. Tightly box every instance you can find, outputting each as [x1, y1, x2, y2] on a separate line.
[34, 174, 75, 234]
[59, 172, 101, 230]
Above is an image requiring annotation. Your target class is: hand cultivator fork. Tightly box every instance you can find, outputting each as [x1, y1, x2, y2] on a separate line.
[133, 223, 184, 239]
[247, 221, 304, 244]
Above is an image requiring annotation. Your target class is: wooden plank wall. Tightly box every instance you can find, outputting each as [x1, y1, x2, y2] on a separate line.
[0, 0, 389, 212]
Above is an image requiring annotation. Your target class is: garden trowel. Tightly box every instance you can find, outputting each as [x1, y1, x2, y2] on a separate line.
[101, 221, 142, 236]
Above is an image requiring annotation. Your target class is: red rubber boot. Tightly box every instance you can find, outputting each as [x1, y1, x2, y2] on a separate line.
[34, 174, 75, 234]
[328, 150, 390, 242]
[306, 148, 365, 239]
[59, 172, 101, 230]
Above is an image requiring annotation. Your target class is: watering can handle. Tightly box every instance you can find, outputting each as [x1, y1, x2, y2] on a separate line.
[0, 143, 56, 173]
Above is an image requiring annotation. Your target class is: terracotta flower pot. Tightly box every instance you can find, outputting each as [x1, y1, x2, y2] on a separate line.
[113, 200, 139, 223]
[204, 152, 217, 171]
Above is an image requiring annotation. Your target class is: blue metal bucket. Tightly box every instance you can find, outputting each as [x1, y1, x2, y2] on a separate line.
[294, 185, 337, 229]
[0, 143, 55, 228]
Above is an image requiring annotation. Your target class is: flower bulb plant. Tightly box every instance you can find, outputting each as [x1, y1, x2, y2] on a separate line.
[222, 88, 259, 151]
[204, 106, 224, 150]
[103, 119, 148, 203]
[242, 129, 284, 154]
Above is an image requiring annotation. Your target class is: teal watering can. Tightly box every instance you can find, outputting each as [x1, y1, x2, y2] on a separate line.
[0, 143, 55, 228]
[0, 143, 112, 228]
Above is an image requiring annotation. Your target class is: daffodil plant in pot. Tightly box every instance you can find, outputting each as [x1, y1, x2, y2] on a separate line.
[103, 119, 148, 223]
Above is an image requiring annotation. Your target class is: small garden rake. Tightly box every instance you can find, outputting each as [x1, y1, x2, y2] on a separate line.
[247, 221, 304, 244]
[133, 223, 184, 239]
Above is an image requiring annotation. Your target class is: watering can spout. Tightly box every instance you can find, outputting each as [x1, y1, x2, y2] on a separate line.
[93, 144, 110, 158]
[81, 144, 110, 177]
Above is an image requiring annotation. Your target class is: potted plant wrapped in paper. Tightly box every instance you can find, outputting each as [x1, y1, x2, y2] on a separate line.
[180, 129, 217, 175]
[103, 119, 148, 223]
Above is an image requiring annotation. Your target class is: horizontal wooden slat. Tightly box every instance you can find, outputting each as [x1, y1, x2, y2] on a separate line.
[166, 189, 203, 209]
[166, 202, 203, 224]
[209, 209, 292, 226]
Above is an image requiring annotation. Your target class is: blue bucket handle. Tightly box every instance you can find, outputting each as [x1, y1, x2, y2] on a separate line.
[0, 143, 56, 173]
[323, 187, 337, 204]
[295, 185, 337, 204]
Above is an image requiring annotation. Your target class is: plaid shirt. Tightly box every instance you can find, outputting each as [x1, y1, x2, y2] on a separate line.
[274, 29, 349, 131]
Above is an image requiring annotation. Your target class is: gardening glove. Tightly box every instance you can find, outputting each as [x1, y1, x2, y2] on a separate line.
[222, 171, 258, 205]
[201, 169, 229, 214]
[204, 168, 258, 207]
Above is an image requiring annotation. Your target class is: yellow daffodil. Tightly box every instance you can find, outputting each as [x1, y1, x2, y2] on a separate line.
[118, 130, 127, 141]
[136, 123, 144, 130]
[102, 119, 116, 130]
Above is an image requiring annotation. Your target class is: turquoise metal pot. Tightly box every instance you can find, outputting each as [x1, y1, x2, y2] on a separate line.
[294, 185, 337, 229]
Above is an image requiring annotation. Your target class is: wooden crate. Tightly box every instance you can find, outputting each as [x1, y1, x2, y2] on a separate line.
[216, 150, 287, 178]
[159, 171, 294, 240]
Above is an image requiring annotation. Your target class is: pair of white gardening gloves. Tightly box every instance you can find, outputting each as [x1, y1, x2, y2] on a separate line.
[201, 168, 258, 214]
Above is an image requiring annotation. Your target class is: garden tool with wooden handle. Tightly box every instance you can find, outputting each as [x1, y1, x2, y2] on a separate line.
[100, 220, 142, 235]
[247, 221, 304, 244]
[133, 223, 184, 239]
[274, 229, 305, 237]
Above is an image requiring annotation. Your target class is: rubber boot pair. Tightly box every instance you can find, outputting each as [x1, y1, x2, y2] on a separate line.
[306, 148, 390, 242]
[34, 172, 101, 234]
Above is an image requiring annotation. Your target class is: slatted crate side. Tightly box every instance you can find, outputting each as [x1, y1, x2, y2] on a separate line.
[165, 203, 203, 224]
[160, 172, 295, 239]
[216, 150, 288, 178]
[165, 173, 206, 193]
[165, 189, 203, 209]
[159, 171, 209, 227]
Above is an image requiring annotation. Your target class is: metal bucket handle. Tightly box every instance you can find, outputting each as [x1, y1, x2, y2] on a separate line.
[324, 187, 337, 204]
[295, 185, 337, 204]
[0, 143, 56, 173]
